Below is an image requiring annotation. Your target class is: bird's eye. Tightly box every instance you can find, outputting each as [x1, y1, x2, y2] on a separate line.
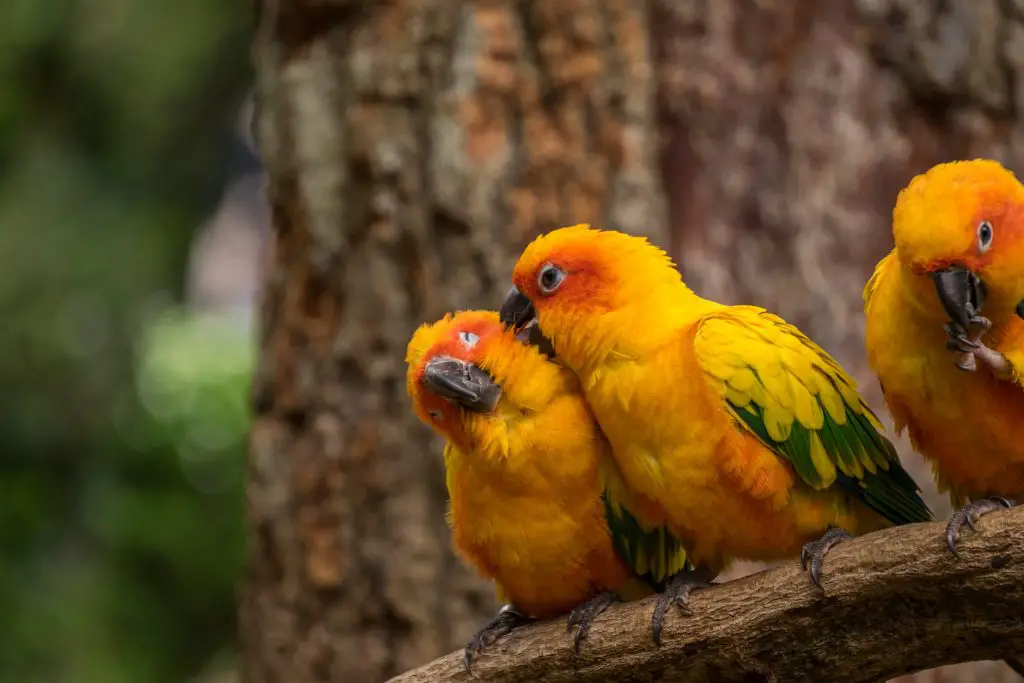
[537, 264, 566, 295]
[977, 220, 994, 252]
[428, 409, 443, 421]
[458, 331, 479, 348]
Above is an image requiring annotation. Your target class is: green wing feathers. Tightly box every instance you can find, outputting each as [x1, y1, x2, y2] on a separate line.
[600, 457, 692, 590]
[694, 308, 933, 526]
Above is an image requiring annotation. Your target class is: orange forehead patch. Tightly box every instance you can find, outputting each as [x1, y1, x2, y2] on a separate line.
[408, 311, 501, 382]
[894, 159, 1024, 270]
[405, 311, 506, 433]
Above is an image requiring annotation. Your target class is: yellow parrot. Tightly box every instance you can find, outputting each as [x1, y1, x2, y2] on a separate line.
[499, 224, 933, 641]
[864, 158, 1024, 552]
[406, 310, 690, 666]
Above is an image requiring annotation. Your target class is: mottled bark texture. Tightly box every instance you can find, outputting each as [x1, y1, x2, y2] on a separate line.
[240, 1, 664, 682]
[244, 0, 1024, 682]
[655, 3, 1024, 679]
[388, 507, 1024, 683]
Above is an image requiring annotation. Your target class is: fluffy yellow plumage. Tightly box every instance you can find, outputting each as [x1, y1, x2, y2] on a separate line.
[500, 224, 932, 640]
[865, 158, 1024, 551]
[406, 309, 686, 666]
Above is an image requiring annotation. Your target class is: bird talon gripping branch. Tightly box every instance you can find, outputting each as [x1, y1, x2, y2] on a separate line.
[864, 159, 1024, 679]
[651, 567, 716, 647]
[566, 590, 620, 653]
[407, 311, 689, 674]
[800, 527, 854, 590]
[945, 497, 1016, 557]
[463, 605, 532, 674]
[500, 224, 932, 656]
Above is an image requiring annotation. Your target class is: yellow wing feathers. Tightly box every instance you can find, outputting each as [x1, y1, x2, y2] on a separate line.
[694, 307, 932, 525]
[695, 306, 879, 453]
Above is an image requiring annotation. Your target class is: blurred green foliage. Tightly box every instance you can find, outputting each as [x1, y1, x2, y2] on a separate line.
[0, 0, 252, 681]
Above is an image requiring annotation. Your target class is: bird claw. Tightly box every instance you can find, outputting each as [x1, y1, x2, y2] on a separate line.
[943, 320, 1011, 379]
[800, 527, 854, 590]
[565, 590, 619, 653]
[945, 497, 1015, 557]
[944, 322, 980, 354]
[970, 315, 993, 331]
[651, 566, 716, 647]
[463, 604, 531, 674]
[974, 345, 1013, 380]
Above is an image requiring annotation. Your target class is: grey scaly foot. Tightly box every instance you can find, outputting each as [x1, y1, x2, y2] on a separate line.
[973, 343, 1013, 380]
[945, 497, 1015, 557]
[800, 527, 853, 589]
[651, 566, 716, 646]
[566, 590, 619, 652]
[945, 318, 1012, 379]
[463, 604, 532, 674]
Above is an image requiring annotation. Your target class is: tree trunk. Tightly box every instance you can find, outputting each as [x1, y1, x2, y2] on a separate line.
[654, 1, 1024, 681]
[243, 0, 1024, 682]
[239, 1, 665, 682]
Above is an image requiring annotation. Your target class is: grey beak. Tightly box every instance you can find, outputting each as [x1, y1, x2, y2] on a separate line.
[931, 267, 986, 330]
[499, 286, 536, 331]
[422, 356, 502, 413]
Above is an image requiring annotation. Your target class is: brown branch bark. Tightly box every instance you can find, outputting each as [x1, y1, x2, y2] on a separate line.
[241, 1, 664, 682]
[387, 506, 1024, 683]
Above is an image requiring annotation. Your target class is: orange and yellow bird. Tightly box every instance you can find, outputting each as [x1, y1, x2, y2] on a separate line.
[406, 310, 689, 667]
[864, 158, 1024, 552]
[498, 225, 933, 641]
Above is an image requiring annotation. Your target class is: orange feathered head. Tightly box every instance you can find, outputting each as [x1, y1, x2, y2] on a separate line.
[499, 224, 686, 371]
[405, 309, 563, 451]
[892, 159, 1024, 326]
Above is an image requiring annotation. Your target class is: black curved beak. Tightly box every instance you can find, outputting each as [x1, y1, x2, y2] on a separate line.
[931, 267, 986, 329]
[422, 355, 502, 413]
[515, 320, 556, 359]
[499, 286, 536, 332]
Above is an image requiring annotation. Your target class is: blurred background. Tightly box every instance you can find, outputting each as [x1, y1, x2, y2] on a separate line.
[2, 1, 1020, 682]
[1, 1, 253, 682]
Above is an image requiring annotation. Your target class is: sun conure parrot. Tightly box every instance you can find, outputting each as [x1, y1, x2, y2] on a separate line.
[405, 309, 691, 667]
[498, 224, 934, 641]
[864, 158, 1024, 553]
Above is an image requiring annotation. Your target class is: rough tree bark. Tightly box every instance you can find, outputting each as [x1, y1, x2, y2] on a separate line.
[240, 1, 665, 683]
[653, 3, 1024, 679]
[387, 508, 1024, 683]
[242, 0, 1024, 682]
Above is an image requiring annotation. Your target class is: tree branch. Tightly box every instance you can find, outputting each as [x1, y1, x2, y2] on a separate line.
[386, 506, 1024, 683]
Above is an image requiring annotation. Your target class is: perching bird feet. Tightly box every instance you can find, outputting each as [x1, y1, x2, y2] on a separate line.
[945, 496, 1016, 557]
[463, 604, 532, 674]
[565, 590, 619, 652]
[800, 526, 853, 589]
[651, 566, 716, 646]
[944, 319, 1013, 380]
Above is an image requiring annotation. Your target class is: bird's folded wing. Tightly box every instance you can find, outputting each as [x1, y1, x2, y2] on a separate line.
[693, 306, 932, 526]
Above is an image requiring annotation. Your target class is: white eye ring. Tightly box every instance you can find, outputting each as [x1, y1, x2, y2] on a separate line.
[459, 331, 479, 348]
[978, 220, 994, 253]
[537, 264, 566, 295]
[428, 409, 443, 421]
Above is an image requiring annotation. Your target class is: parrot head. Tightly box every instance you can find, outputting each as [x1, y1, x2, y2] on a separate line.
[406, 309, 562, 452]
[892, 159, 1024, 328]
[499, 224, 683, 371]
